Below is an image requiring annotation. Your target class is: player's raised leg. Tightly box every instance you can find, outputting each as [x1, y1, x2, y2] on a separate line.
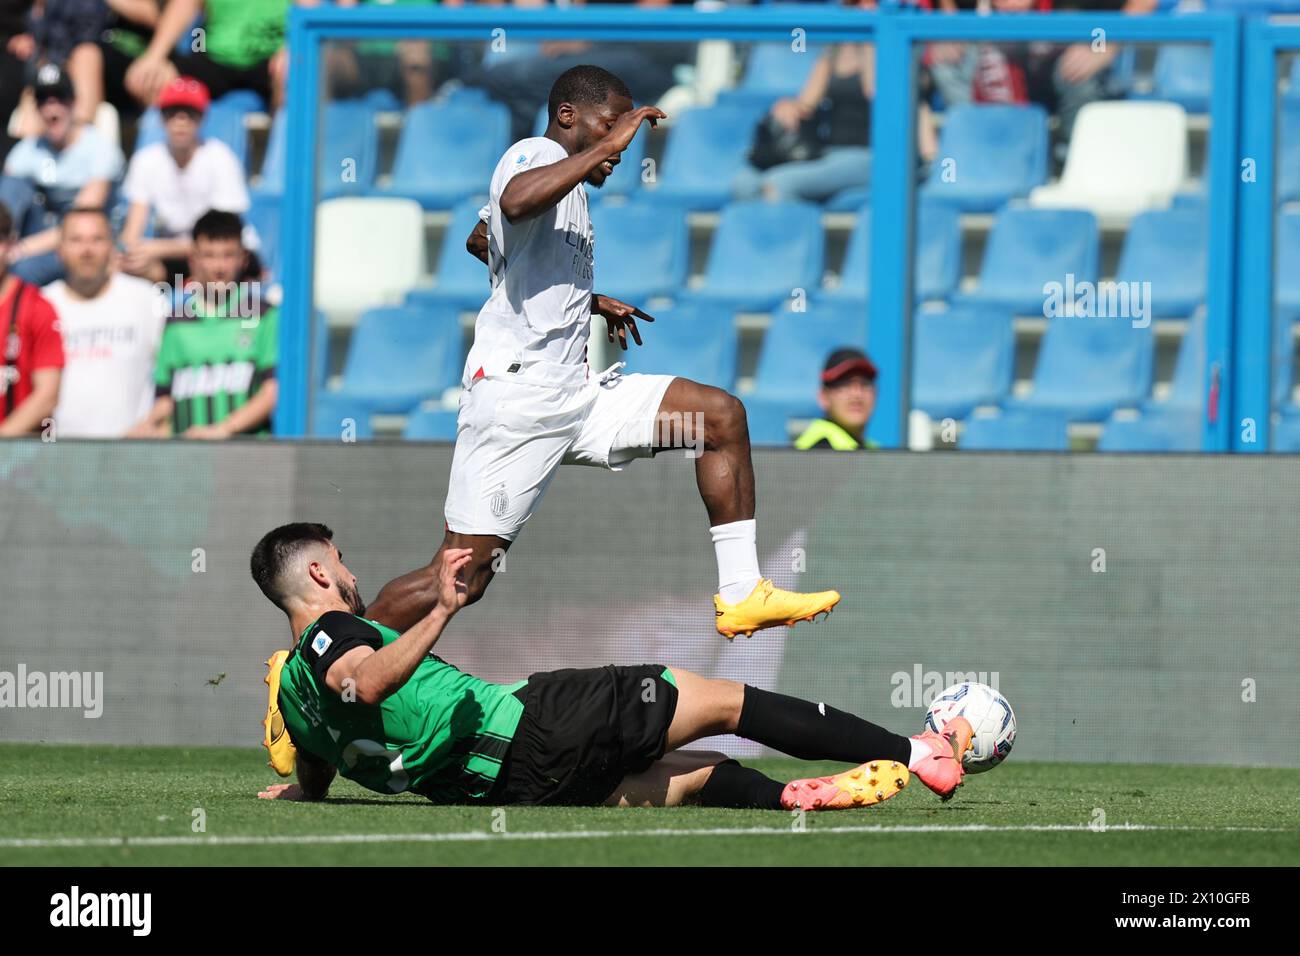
[652, 378, 842, 639]
[609, 667, 973, 809]
[364, 531, 509, 630]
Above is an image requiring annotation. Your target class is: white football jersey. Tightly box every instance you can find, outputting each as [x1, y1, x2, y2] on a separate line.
[464, 137, 594, 388]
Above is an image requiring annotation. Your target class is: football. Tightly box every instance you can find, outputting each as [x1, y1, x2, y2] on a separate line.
[924, 682, 1017, 774]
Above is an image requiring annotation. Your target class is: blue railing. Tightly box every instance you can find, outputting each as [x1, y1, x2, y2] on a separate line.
[277, 5, 1296, 452]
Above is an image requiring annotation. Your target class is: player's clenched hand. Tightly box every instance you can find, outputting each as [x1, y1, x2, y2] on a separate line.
[601, 106, 666, 155]
[257, 783, 306, 801]
[594, 293, 654, 351]
[436, 547, 474, 615]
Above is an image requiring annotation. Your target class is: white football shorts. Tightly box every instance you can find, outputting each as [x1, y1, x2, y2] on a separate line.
[443, 365, 677, 540]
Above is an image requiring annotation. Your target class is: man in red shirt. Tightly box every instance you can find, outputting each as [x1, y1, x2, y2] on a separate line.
[0, 201, 64, 437]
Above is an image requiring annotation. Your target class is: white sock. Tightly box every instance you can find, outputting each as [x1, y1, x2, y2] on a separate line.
[907, 738, 931, 771]
[711, 519, 761, 604]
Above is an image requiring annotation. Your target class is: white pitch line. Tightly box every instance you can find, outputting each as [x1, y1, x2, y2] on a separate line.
[0, 823, 1294, 850]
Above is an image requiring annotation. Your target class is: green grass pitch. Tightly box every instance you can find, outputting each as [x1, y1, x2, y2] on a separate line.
[1, 744, 1297, 866]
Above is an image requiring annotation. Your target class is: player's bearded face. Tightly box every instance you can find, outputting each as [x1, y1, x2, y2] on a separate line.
[337, 576, 365, 615]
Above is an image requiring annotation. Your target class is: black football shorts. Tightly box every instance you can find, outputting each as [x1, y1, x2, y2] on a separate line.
[489, 664, 680, 806]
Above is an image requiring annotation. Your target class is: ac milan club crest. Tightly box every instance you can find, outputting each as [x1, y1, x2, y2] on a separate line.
[489, 485, 509, 518]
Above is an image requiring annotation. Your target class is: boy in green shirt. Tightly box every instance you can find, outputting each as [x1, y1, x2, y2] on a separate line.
[129, 210, 278, 438]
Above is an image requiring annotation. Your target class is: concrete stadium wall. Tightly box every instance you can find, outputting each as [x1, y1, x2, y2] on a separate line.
[2, 442, 1296, 767]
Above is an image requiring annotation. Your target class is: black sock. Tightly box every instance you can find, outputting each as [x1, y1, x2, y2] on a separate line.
[697, 759, 785, 810]
[736, 685, 912, 766]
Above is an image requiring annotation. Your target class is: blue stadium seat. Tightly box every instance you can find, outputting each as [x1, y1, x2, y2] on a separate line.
[920, 105, 1049, 213]
[912, 306, 1015, 420]
[825, 185, 871, 212]
[403, 407, 459, 442]
[1277, 96, 1300, 204]
[244, 195, 280, 282]
[740, 42, 824, 99]
[915, 199, 963, 302]
[1098, 409, 1202, 452]
[655, 101, 770, 210]
[201, 90, 263, 169]
[817, 199, 960, 304]
[1007, 316, 1155, 422]
[1149, 308, 1205, 412]
[957, 207, 1099, 315]
[743, 301, 870, 445]
[1278, 210, 1300, 314]
[820, 206, 872, 302]
[333, 305, 464, 414]
[311, 391, 375, 440]
[589, 200, 689, 303]
[255, 100, 380, 198]
[364, 87, 401, 112]
[379, 99, 510, 209]
[407, 196, 491, 309]
[620, 300, 738, 391]
[688, 200, 825, 311]
[960, 410, 1070, 451]
[1113, 206, 1208, 319]
[1152, 45, 1212, 114]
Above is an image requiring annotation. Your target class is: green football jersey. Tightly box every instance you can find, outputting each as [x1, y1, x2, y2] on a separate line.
[277, 611, 527, 803]
[154, 306, 278, 434]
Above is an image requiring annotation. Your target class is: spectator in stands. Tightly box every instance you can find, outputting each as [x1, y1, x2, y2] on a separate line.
[928, 0, 1157, 148]
[0, 200, 64, 438]
[127, 210, 278, 439]
[326, 0, 460, 106]
[793, 347, 880, 451]
[45, 206, 166, 437]
[0, 2, 36, 164]
[735, 1, 937, 203]
[0, 63, 123, 287]
[735, 39, 877, 203]
[124, 0, 290, 111]
[26, 0, 116, 126]
[119, 76, 249, 282]
[81, 0, 165, 126]
[467, 0, 690, 142]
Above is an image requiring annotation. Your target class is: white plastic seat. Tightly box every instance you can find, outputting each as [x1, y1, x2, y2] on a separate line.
[1029, 101, 1188, 220]
[313, 197, 425, 315]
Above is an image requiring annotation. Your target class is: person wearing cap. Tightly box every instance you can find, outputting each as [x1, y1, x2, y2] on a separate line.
[119, 76, 250, 282]
[794, 347, 881, 451]
[0, 62, 123, 286]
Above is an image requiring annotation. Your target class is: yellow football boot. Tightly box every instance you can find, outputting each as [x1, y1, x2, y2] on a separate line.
[262, 650, 297, 777]
[781, 761, 910, 811]
[714, 578, 841, 639]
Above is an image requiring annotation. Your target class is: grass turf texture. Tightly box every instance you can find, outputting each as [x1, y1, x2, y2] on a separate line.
[1, 744, 1296, 866]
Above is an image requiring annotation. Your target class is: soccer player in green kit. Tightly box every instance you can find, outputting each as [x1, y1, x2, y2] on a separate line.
[250, 523, 972, 811]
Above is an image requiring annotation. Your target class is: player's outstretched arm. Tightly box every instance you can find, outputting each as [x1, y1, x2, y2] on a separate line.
[499, 105, 665, 224]
[325, 549, 472, 706]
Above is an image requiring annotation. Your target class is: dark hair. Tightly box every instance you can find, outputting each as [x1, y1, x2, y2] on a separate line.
[0, 201, 12, 239]
[250, 522, 335, 612]
[547, 65, 632, 122]
[193, 209, 244, 244]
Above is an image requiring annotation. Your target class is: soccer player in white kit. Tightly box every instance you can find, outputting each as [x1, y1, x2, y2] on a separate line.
[403, 65, 840, 640]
